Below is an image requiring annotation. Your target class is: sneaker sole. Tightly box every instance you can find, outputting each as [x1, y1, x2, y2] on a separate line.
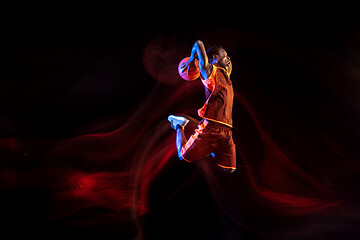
[168, 115, 189, 127]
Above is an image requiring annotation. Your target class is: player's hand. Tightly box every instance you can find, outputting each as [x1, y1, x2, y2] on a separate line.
[180, 57, 196, 75]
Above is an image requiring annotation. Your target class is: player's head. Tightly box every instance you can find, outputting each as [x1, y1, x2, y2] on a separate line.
[207, 45, 232, 75]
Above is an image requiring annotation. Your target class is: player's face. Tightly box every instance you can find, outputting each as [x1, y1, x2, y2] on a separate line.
[215, 49, 232, 75]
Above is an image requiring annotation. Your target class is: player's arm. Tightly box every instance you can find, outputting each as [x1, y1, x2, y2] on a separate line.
[182, 40, 213, 79]
[190, 40, 213, 79]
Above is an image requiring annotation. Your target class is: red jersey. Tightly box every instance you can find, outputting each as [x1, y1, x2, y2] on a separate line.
[198, 65, 234, 128]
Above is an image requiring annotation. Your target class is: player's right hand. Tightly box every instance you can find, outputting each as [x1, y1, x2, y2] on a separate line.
[180, 57, 196, 75]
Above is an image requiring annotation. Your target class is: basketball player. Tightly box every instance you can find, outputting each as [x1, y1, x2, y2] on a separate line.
[168, 40, 236, 173]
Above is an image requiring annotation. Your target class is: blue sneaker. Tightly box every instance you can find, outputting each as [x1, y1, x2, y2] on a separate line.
[168, 115, 189, 130]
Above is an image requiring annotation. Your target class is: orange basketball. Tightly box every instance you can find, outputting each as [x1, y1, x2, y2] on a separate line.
[178, 57, 200, 81]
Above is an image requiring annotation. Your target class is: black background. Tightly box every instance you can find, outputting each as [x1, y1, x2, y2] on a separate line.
[1, 11, 360, 239]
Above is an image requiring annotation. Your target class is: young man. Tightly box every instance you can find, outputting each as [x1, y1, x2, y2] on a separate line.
[168, 40, 236, 173]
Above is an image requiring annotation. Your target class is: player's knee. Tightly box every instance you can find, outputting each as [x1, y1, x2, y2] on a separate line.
[223, 168, 235, 174]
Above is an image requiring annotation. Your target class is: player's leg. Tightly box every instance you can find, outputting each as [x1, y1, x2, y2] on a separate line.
[176, 127, 187, 160]
[179, 120, 213, 162]
[214, 130, 237, 174]
[168, 115, 189, 160]
[215, 148, 236, 173]
[169, 116, 213, 162]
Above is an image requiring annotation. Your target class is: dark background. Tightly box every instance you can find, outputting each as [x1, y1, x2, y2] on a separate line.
[1, 13, 360, 239]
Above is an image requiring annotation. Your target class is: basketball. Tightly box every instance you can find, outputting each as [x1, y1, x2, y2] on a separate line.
[178, 57, 200, 81]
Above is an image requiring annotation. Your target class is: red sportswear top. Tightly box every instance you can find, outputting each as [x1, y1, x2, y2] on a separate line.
[198, 65, 234, 128]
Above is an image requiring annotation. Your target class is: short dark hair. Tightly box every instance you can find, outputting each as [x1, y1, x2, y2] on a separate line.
[206, 45, 224, 63]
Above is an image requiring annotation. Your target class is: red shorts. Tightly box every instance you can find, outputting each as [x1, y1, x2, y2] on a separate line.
[181, 119, 236, 170]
